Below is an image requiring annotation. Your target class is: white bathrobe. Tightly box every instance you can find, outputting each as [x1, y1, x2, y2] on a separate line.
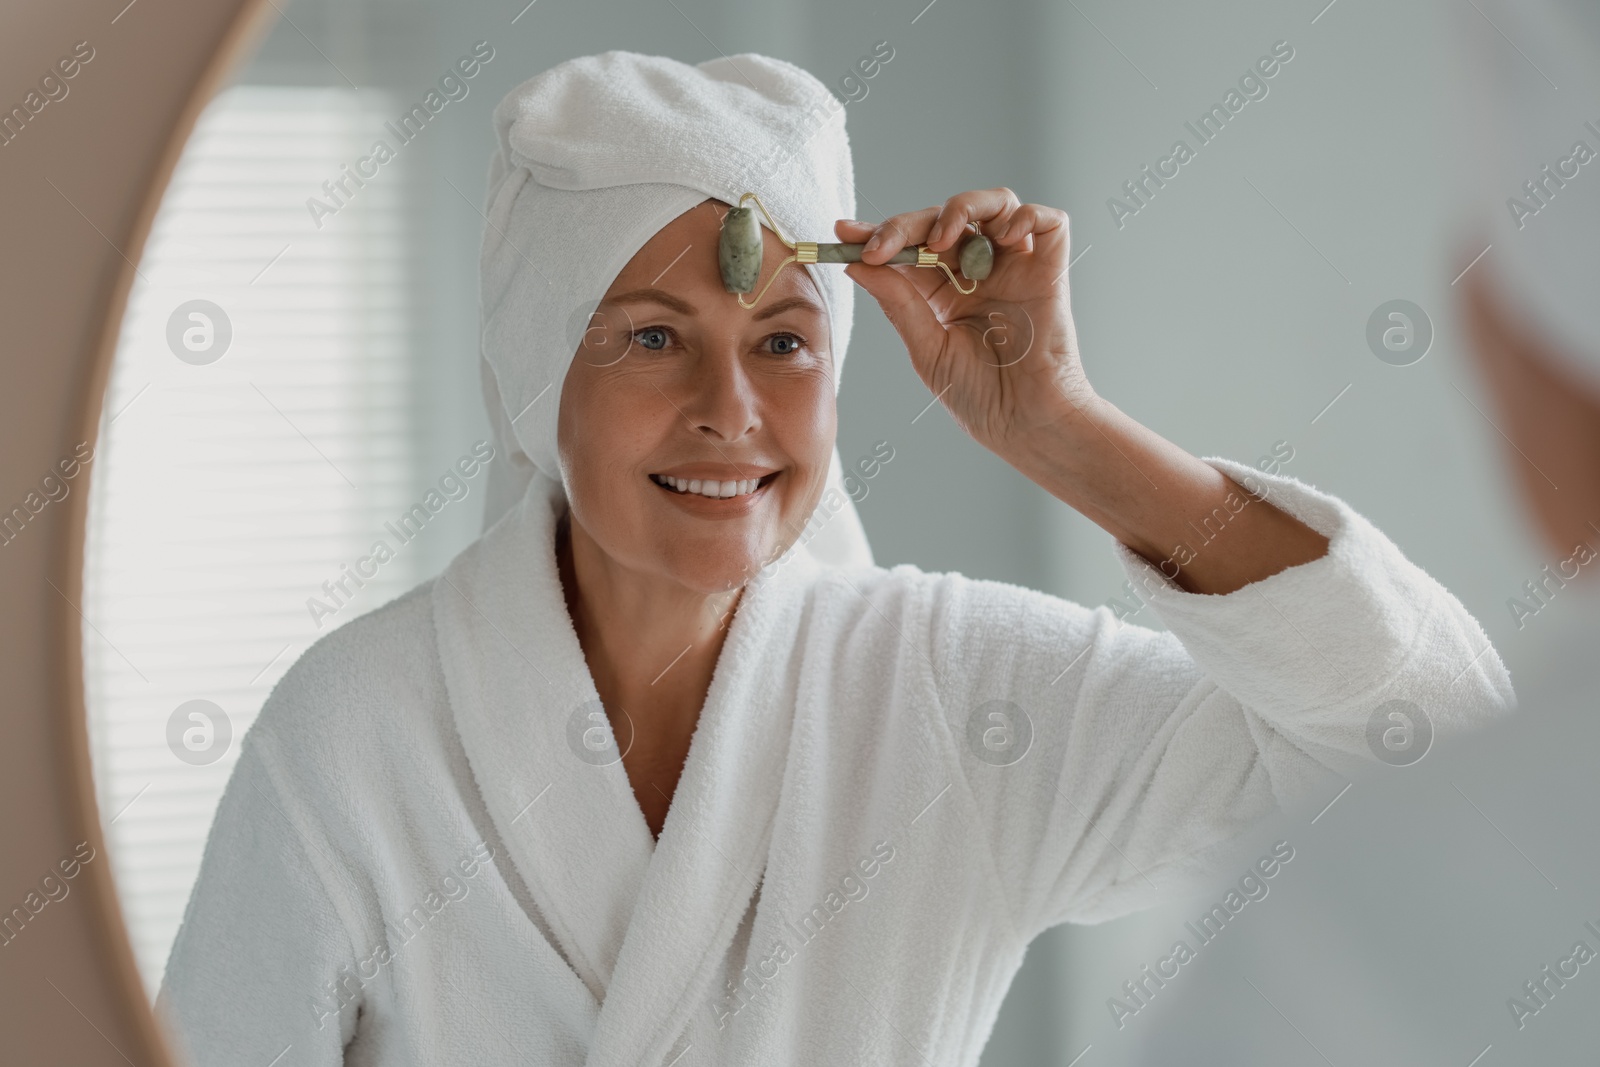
[156, 457, 1512, 1067]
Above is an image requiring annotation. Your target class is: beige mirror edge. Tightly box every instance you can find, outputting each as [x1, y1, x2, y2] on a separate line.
[2, 0, 275, 1062]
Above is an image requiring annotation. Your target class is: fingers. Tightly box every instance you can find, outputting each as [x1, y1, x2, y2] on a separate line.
[989, 202, 1041, 244]
[842, 261, 947, 377]
[837, 214, 939, 264]
[991, 201, 1069, 261]
[926, 188, 1021, 251]
[834, 215, 977, 301]
[859, 207, 941, 263]
[861, 191, 1011, 262]
[844, 188, 1069, 266]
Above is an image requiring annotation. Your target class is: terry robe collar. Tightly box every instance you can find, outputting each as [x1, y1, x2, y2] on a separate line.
[431, 483, 819, 1067]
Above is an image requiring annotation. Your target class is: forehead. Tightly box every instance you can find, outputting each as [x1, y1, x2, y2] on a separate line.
[605, 198, 826, 310]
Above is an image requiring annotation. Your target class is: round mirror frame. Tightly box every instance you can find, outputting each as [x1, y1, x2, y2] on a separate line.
[1, 1, 276, 1060]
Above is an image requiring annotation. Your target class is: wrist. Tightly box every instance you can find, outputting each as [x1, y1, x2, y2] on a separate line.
[1001, 392, 1192, 564]
[999, 387, 1115, 488]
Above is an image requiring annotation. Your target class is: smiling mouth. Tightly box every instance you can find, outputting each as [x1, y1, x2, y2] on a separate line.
[649, 472, 779, 500]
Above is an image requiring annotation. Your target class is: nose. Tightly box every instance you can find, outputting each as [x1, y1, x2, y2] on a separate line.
[676, 345, 760, 443]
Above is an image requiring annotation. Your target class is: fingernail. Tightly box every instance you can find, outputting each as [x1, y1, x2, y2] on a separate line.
[864, 234, 881, 252]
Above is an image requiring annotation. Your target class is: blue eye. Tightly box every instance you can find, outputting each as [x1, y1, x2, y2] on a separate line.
[767, 333, 803, 355]
[635, 327, 671, 351]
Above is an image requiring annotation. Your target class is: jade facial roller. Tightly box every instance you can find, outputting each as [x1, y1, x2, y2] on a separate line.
[720, 191, 995, 309]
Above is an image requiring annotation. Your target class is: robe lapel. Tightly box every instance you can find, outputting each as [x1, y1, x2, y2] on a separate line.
[432, 485, 656, 1005]
[582, 538, 819, 1067]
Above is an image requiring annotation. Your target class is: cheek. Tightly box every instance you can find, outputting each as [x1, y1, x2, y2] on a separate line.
[786, 393, 835, 457]
[769, 375, 838, 512]
[557, 374, 662, 507]
[770, 355, 836, 442]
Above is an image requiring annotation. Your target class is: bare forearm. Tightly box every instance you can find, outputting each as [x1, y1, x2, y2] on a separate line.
[1005, 393, 1330, 595]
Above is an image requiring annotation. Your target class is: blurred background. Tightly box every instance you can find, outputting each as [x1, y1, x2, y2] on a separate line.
[79, 0, 1575, 1061]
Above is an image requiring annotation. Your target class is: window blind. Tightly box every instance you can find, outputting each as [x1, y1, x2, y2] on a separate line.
[83, 83, 417, 998]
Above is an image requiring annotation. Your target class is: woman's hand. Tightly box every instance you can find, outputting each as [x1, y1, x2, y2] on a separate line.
[840, 187, 1331, 597]
[837, 187, 1093, 462]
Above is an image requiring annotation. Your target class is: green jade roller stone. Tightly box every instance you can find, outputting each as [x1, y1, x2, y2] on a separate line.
[719, 207, 765, 293]
[719, 206, 995, 292]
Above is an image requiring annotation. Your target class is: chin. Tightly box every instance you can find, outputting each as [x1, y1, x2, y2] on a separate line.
[660, 536, 781, 594]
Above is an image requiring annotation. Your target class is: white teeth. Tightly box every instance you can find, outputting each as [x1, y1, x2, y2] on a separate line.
[652, 474, 767, 498]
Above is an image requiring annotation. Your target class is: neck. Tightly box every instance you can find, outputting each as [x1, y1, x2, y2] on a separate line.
[558, 509, 742, 673]
[556, 509, 741, 770]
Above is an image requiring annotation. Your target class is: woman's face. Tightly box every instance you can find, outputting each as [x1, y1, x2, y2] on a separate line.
[557, 199, 837, 595]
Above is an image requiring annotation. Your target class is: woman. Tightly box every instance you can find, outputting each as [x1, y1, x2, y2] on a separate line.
[157, 51, 1512, 1066]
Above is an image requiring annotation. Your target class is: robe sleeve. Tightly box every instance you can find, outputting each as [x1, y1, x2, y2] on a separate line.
[924, 456, 1514, 940]
[156, 731, 364, 1066]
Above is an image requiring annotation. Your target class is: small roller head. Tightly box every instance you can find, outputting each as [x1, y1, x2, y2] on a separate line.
[719, 207, 764, 293]
[958, 234, 995, 281]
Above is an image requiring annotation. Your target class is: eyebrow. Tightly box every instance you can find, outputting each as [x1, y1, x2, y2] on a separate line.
[607, 288, 696, 315]
[607, 287, 824, 323]
[751, 295, 825, 322]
